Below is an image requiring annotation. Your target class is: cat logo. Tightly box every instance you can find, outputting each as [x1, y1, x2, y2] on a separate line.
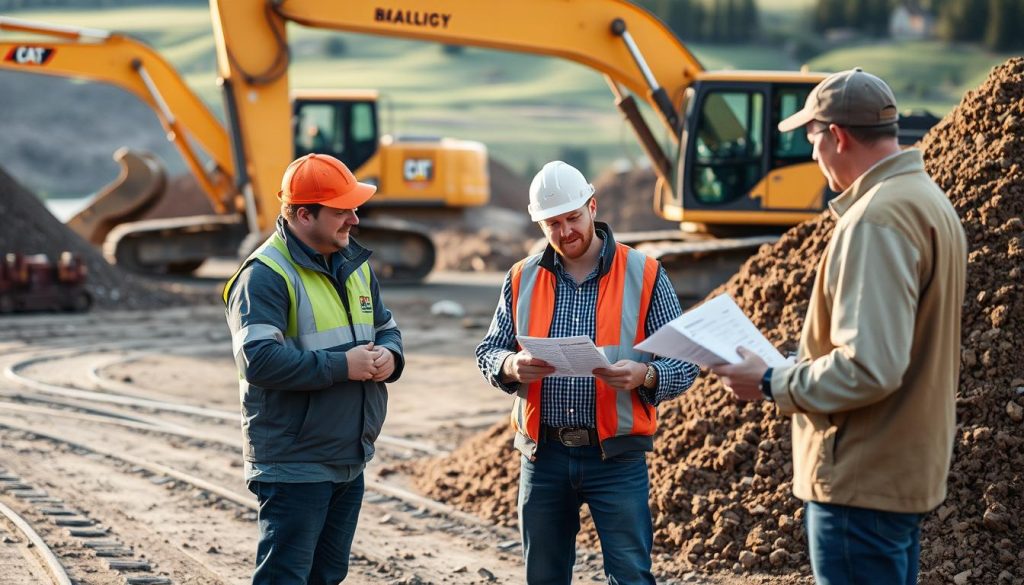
[403, 158, 434, 186]
[359, 295, 372, 313]
[5, 46, 55, 66]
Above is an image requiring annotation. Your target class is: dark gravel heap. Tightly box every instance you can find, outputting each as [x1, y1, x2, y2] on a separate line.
[0, 166, 207, 310]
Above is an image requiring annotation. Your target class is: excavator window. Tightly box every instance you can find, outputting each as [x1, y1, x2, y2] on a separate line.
[293, 99, 378, 171]
[296, 103, 336, 156]
[347, 101, 377, 170]
[691, 90, 764, 205]
[772, 88, 814, 162]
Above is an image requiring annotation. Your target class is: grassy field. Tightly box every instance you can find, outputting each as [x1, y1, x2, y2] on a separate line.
[2, 3, 992, 182]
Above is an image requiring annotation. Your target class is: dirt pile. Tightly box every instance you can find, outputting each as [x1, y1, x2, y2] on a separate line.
[0, 166, 199, 310]
[487, 158, 530, 211]
[414, 59, 1024, 584]
[592, 165, 681, 232]
[429, 159, 536, 272]
[913, 57, 1024, 585]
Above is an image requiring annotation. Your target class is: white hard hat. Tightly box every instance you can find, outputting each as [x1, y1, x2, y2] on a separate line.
[528, 161, 595, 222]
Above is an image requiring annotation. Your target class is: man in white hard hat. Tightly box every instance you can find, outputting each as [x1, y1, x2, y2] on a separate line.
[709, 69, 967, 584]
[476, 161, 700, 584]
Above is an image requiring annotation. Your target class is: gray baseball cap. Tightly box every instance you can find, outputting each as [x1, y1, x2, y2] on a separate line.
[778, 68, 899, 132]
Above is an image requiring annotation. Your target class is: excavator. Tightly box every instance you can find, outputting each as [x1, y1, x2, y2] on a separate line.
[0, 18, 488, 280]
[0, 1, 935, 297]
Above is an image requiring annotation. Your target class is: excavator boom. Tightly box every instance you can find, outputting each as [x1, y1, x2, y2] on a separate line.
[0, 16, 235, 210]
[210, 0, 704, 230]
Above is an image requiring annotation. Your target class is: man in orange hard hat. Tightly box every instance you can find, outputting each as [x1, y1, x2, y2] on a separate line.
[224, 153, 404, 584]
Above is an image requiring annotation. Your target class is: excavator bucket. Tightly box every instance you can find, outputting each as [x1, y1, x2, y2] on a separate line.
[65, 147, 167, 245]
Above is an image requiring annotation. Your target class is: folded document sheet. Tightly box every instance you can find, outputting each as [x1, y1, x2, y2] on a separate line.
[516, 335, 612, 378]
[634, 294, 789, 367]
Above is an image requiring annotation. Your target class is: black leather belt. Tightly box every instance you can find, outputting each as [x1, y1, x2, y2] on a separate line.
[542, 426, 599, 447]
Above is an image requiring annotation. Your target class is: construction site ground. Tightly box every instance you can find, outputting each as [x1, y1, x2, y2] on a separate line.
[0, 268, 769, 585]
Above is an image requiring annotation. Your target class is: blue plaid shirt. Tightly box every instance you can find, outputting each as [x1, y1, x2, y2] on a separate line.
[475, 229, 700, 428]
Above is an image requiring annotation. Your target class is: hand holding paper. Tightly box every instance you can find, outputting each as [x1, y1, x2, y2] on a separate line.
[516, 335, 611, 378]
[713, 346, 771, 401]
[503, 351, 556, 384]
[592, 360, 648, 391]
[634, 294, 788, 368]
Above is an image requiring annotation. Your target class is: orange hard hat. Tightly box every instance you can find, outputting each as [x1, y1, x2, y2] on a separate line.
[278, 153, 376, 209]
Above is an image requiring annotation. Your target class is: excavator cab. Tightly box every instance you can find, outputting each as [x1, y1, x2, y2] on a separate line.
[293, 91, 379, 172]
[288, 89, 489, 280]
[291, 89, 489, 211]
[666, 75, 829, 231]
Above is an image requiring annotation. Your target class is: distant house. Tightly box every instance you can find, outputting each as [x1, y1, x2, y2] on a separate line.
[890, 3, 935, 40]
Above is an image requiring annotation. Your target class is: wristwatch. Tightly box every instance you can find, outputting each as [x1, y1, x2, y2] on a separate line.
[643, 364, 658, 389]
[761, 368, 774, 402]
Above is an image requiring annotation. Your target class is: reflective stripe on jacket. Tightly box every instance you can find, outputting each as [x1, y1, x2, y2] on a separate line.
[509, 241, 659, 459]
[224, 232, 375, 347]
[223, 222, 400, 466]
[226, 232, 378, 350]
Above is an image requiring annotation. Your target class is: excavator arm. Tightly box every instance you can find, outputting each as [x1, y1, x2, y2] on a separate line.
[210, 0, 705, 230]
[2, 2, 709, 280]
[0, 16, 235, 212]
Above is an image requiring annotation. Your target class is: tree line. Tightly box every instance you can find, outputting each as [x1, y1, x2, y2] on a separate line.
[814, 0, 1024, 51]
[636, 0, 760, 43]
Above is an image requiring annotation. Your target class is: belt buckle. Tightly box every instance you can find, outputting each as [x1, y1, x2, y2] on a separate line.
[559, 428, 588, 447]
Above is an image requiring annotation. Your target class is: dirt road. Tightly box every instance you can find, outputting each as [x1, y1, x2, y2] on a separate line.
[0, 271, 731, 585]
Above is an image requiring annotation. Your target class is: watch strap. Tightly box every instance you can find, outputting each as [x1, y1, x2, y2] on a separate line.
[761, 367, 774, 402]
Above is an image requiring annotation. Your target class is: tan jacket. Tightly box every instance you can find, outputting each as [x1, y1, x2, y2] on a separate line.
[772, 149, 967, 513]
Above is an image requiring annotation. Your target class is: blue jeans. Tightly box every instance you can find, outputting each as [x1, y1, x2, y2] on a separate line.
[518, 440, 655, 585]
[805, 501, 924, 585]
[249, 475, 364, 585]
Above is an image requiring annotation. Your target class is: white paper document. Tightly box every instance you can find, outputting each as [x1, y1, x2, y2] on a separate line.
[634, 294, 789, 368]
[516, 335, 612, 378]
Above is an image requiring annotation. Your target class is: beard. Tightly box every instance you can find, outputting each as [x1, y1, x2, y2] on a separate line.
[552, 224, 595, 260]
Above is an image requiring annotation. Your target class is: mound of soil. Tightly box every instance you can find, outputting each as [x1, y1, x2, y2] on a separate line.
[592, 165, 681, 232]
[0, 166, 201, 310]
[414, 59, 1024, 584]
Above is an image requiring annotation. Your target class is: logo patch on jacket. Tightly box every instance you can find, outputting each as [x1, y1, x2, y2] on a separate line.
[359, 295, 372, 313]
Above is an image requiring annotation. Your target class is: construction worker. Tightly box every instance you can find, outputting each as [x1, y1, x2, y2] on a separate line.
[475, 161, 700, 584]
[223, 153, 404, 585]
[709, 69, 967, 584]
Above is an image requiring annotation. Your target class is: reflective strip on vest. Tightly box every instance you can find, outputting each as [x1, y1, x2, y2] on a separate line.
[225, 233, 376, 353]
[509, 243, 659, 446]
[232, 323, 285, 360]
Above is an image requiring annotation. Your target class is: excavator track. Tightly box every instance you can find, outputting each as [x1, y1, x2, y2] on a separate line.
[104, 215, 247, 275]
[351, 218, 437, 283]
[104, 214, 436, 282]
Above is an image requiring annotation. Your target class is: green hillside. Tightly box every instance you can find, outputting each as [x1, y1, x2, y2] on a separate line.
[2, 3, 990, 183]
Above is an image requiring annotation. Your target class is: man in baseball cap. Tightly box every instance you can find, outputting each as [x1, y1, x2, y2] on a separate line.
[224, 153, 404, 584]
[777, 67, 901, 193]
[710, 69, 967, 584]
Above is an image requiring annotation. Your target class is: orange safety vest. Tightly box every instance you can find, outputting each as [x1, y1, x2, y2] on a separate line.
[509, 241, 660, 459]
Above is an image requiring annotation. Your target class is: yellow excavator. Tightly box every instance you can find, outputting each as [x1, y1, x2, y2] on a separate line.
[0, 1, 935, 296]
